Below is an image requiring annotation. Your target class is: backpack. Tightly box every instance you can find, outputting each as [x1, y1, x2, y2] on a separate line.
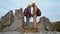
[23, 7, 32, 16]
[36, 8, 41, 16]
[23, 8, 28, 16]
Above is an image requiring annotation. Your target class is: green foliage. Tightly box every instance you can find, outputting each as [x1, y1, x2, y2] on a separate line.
[51, 22, 60, 32]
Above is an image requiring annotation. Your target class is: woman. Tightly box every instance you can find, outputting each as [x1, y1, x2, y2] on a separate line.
[32, 3, 38, 32]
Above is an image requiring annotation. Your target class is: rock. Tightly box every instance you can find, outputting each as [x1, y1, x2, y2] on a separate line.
[38, 16, 52, 31]
[0, 10, 14, 32]
[38, 16, 45, 31]
[1, 10, 14, 26]
[5, 8, 24, 31]
[0, 20, 3, 32]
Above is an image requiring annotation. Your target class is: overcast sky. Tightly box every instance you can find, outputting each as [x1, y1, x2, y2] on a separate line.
[0, 0, 60, 22]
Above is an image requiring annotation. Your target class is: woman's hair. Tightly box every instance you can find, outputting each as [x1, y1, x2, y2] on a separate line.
[32, 3, 36, 7]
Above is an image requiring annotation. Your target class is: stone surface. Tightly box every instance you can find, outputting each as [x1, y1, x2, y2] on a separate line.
[0, 31, 58, 34]
[38, 17, 45, 32]
[1, 10, 13, 26]
[38, 16, 53, 31]
[3, 8, 24, 31]
[0, 10, 14, 32]
[0, 20, 3, 31]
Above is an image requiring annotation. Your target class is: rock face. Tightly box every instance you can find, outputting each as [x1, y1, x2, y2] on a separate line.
[0, 10, 14, 32]
[4, 8, 24, 31]
[1, 10, 13, 26]
[38, 16, 52, 31]
[24, 22, 34, 29]
[38, 16, 45, 31]
[29, 22, 34, 29]
[0, 19, 3, 31]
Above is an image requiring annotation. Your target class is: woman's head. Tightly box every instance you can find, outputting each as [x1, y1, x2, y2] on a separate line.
[32, 3, 36, 7]
[28, 4, 31, 8]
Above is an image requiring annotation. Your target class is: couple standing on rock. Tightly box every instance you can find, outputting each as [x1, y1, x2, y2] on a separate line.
[23, 3, 41, 32]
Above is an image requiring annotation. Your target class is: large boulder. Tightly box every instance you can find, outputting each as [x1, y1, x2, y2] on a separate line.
[3, 8, 24, 32]
[0, 10, 14, 32]
[38, 16, 53, 31]
[1, 10, 14, 27]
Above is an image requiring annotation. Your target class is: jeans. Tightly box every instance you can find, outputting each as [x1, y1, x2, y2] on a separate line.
[24, 16, 30, 29]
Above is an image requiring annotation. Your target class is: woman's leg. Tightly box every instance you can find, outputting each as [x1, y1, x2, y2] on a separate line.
[33, 14, 37, 32]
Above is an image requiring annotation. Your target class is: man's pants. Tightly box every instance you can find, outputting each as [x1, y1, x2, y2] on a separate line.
[24, 16, 30, 29]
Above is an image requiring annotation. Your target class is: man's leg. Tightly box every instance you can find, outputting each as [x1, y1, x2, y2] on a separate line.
[25, 17, 30, 29]
[27, 17, 30, 29]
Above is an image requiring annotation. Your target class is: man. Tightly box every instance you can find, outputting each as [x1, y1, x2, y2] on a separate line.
[23, 4, 32, 30]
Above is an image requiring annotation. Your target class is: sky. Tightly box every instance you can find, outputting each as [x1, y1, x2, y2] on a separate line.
[0, 0, 60, 22]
